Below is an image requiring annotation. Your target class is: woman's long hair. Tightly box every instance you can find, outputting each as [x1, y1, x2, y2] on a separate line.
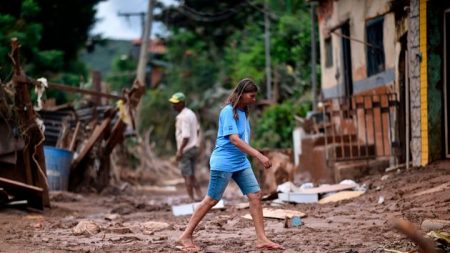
[226, 78, 259, 119]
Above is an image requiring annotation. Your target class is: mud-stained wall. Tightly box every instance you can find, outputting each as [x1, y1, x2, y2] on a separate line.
[408, 0, 421, 167]
[317, 0, 396, 98]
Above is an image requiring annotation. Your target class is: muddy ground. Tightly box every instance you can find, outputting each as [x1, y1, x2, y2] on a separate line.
[1, 161, 449, 253]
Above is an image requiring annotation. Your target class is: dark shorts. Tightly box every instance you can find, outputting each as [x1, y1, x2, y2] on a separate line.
[179, 147, 198, 177]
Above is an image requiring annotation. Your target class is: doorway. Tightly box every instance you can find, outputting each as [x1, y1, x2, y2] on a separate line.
[445, 9, 450, 157]
[341, 22, 353, 97]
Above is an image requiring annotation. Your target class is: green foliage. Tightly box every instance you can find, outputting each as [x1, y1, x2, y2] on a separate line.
[0, 0, 102, 104]
[21, 0, 40, 17]
[140, 0, 319, 153]
[140, 88, 177, 154]
[107, 55, 137, 92]
[253, 100, 311, 149]
[0, 0, 42, 80]
[223, 24, 266, 84]
[34, 50, 64, 71]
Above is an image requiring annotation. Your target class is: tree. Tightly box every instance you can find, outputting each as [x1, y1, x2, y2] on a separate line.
[140, 0, 318, 152]
[0, 0, 103, 88]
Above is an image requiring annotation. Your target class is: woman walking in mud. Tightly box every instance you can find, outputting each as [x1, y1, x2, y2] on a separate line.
[177, 78, 284, 251]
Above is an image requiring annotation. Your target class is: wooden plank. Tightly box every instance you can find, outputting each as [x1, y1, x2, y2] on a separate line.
[0, 176, 44, 210]
[104, 119, 125, 154]
[318, 191, 365, 204]
[32, 81, 124, 100]
[71, 117, 112, 168]
[69, 121, 81, 151]
[298, 184, 355, 194]
[242, 208, 306, 220]
[0, 177, 43, 193]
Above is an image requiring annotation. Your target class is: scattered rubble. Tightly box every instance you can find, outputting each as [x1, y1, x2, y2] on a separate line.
[276, 181, 362, 204]
[72, 220, 101, 236]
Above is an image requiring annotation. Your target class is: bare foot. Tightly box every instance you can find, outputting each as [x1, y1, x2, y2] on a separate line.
[256, 239, 285, 250]
[176, 237, 200, 252]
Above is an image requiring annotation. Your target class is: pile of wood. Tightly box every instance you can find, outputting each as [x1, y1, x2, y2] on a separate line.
[0, 38, 176, 210]
[0, 38, 146, 211]
[39, 104, 122, 192]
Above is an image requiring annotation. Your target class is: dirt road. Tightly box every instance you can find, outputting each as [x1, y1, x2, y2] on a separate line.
[1, 161, 449, 253]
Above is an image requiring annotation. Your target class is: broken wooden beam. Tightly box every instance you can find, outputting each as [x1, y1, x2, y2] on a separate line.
[69, 121, 81, 152]
[32, 79, 124, 100]
[71, 116, 113, 169]
[0, 176, 44, 210]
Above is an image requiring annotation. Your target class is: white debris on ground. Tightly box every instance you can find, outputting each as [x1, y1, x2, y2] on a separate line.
[274, 179, 366, 204]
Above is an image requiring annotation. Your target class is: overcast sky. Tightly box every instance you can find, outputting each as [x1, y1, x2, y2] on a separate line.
[91, 0, 175, 40]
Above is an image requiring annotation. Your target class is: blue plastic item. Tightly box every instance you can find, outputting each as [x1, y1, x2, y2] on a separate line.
[291, 216, 302, 227]
[44, 146, 73, 191]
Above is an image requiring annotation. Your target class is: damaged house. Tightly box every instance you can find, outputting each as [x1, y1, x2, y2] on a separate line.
[300, 0, 450, 182]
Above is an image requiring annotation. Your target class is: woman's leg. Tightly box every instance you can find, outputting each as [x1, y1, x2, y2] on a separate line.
[247, 192, 283, 249]
[177, 170, 231, 249]
[177, 196, 218, 249]
[233, 168, 284, 249]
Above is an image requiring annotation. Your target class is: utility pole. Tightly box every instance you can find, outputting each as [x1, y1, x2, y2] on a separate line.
[118, 11, 146, 38]
[264, 0, 272, 101]
[136, 0, 156, 86]
[310, 2, 318, 111]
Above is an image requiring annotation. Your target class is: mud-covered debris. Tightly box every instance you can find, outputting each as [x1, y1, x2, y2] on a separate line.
[105, 226, 132, 234]
[32, 222, 44, 229]
[378, 196, 385, 204]
[72, 220, 101, 235]
[105, 213, 121, 221]
[381, 175, 390, 181]
[111, 204, 134, 215]
[50, 191, 83, 202]
[421, 219, 450, 232]
[109, 235, 141, 243]
[141, 221, 170, 235]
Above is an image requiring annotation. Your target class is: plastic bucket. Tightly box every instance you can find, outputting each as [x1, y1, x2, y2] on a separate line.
[44, 146, 73, 191]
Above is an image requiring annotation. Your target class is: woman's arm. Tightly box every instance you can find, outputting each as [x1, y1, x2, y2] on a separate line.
[229, 134, 272, 169]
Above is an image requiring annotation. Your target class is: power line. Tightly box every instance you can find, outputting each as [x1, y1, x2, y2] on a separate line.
[176, 2, 246, 22]
[245, 0, 278, 20]
[182, 2, 243, 17]
[177, 7, 236, 22]
[173, 1, 279, 23]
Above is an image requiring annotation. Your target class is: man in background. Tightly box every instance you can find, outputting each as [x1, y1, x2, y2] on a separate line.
[169, 92, 203, 201]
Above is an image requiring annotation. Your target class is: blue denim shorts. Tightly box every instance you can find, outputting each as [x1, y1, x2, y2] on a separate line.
[207, 168, 261, 201]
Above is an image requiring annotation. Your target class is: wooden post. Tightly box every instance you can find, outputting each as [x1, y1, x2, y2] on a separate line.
[10, 38, 49, 207]
[91, 70, 103, 105]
